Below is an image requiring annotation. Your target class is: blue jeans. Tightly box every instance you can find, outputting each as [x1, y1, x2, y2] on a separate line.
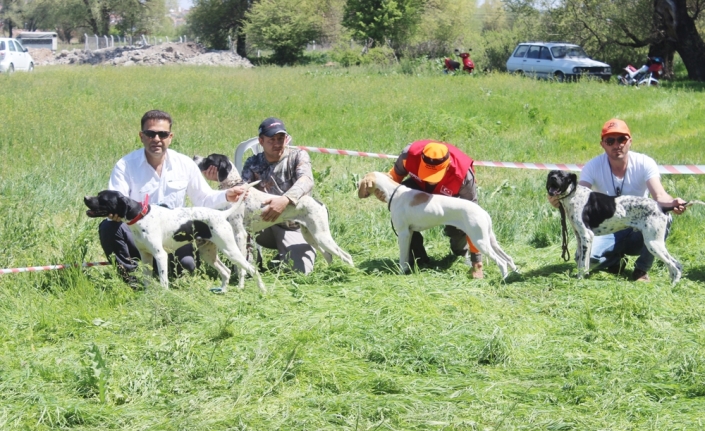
[589, 216, 672, 272]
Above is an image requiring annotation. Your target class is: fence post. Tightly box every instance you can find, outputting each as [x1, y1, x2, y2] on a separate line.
[95, 34, 99, 49]
[312, 40, 316, 50]
[184, 35, 187, 43]
[84, 33, 89, 50]
[110, 35, 114, 47]
[166, 36, 169, 43]
[103, 35, 109, 48]
[142, 34, 148, 46]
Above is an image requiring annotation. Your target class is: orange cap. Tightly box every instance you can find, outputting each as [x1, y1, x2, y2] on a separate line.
[418, 142, 450, 183]
[601, 119, 631, 138]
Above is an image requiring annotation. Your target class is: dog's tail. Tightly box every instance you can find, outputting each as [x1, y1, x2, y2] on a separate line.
[661, 200, 705, 213]
[223, 180, 260, 216]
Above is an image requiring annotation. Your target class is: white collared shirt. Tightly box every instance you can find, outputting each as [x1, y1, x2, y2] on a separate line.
[108, 148, 228, 209]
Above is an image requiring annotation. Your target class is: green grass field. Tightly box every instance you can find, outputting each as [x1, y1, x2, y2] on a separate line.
[1, 65, 704, 430]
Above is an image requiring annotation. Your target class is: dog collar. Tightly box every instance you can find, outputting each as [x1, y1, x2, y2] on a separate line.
[387, 184, 403, 212]
[127, 195, 150, 226]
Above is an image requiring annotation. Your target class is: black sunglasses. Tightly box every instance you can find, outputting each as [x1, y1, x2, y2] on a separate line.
[142, 130, 171, 139]
[603, 136, 629, 146]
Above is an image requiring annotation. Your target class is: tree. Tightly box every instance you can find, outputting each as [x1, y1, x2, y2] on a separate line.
[342, 0, 425, 51]
[407, 0, 476, 58]
[526, 0, 705, 80]
[187, 0, 250, 54]
[243, 0, 323, 64]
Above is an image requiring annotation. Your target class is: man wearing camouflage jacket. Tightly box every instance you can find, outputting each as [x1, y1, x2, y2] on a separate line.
[240, 117, 317, 274]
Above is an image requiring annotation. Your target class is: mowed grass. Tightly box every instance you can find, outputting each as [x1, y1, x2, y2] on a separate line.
[1, 65, 705, 430]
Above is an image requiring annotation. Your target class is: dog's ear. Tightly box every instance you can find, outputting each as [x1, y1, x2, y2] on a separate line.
[569, 173, 578, 184]
[217, 158, 231, 182]
[116, 195, 131, 219]
[358, 174, 376, 199]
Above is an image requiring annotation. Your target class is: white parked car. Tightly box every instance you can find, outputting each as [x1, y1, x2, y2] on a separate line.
[506, 42, 611, 82]
[0, 38, 35, 73]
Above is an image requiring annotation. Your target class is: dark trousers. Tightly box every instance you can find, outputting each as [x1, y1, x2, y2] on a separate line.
[98, 219, 196, 282]
[401, 179, 482, 264]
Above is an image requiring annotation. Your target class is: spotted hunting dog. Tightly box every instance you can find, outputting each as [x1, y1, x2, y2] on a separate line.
[194, 154, 354, 288]
[84, 188, 265, 293]
[546, 169, 705, 284]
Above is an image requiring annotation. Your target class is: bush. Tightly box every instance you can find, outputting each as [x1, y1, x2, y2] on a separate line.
[243, 0, 324, 65]
[360, 46, 397, 66]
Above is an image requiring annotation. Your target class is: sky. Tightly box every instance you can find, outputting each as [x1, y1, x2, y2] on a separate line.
[178, 0, 192, 9]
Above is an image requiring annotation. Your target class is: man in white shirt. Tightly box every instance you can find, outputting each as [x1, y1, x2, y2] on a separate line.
[99, 110, 247, 285]
[549, 118, 686, 282]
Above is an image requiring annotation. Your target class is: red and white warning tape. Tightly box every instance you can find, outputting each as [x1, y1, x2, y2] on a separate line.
[0, 261, 110, 275]
[293, 145, 705, 174]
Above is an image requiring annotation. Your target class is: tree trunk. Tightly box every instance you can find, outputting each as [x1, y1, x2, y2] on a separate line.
[672, 0, 705, 80]
[236, 32, 246, 57]
[100, 4, 110, 35]
[650, 0, 677, 78]
[648, 41, 675, 79]
[82, 0, 100, 35]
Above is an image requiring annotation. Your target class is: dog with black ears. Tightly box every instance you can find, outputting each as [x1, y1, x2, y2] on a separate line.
[193, 153, 354, 287]
[546, 169, 704, 284]
[84, 187, 266, 292]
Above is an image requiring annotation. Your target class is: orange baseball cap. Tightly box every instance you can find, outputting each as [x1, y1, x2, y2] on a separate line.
[601, 119, 631, 138]
[418, 142, 450, 183]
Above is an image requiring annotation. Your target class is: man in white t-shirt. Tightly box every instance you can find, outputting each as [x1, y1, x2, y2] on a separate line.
[99, 110, 248, 285]
[549, 118, 687, 282]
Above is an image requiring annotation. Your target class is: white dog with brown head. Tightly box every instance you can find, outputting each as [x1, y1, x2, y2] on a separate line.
[357, 171, 516, 278]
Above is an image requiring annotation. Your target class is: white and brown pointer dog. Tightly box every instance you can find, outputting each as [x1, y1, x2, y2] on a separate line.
[357, 171, 516, 278]
[546, 169, 704, 284]
[84, 188, 266, 293]
[193, 154, 354, 287]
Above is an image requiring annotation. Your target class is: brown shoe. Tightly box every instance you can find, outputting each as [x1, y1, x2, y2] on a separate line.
[472, 262, 484, 279]
[631, 268, 650, 282]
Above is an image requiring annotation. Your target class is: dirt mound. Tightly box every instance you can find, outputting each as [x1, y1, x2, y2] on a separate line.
[35, 42, 253, 68]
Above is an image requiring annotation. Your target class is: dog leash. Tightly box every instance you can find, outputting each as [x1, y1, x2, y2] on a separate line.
[556, 184, 576, 262]
[387, 184, 403, 237]
[558, 203, 571, 262]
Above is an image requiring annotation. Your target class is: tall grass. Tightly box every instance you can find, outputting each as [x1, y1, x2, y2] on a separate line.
[0, 65, 704, 430]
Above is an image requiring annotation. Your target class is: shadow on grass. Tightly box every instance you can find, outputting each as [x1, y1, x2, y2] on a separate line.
[684, 266, 705, 282]
[516, 262, 575, 279]
[357, 253, 460, 275]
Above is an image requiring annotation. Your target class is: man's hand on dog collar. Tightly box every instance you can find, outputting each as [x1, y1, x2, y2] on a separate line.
[547, 194, 560, 209]
[107, 214, 123, 222]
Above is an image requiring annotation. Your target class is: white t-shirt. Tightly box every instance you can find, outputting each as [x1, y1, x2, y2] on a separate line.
[108, 148, 227, 209]
[580, 151, 660, 198]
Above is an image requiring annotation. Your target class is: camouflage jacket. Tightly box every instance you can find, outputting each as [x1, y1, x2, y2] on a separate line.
[241, 147, 314, 205]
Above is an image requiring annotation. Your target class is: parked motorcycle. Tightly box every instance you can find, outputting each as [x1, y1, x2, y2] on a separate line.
[619, 56, 663, 86]
[444, 49, 474, 74]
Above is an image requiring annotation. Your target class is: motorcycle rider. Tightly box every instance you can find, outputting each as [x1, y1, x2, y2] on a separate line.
[622, 56, 662, 83]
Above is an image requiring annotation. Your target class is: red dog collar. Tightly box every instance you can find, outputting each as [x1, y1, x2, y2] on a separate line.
[127, 195, 149, 226]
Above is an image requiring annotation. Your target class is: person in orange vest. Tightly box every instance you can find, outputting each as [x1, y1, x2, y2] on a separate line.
[387, 140, 484, 279]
